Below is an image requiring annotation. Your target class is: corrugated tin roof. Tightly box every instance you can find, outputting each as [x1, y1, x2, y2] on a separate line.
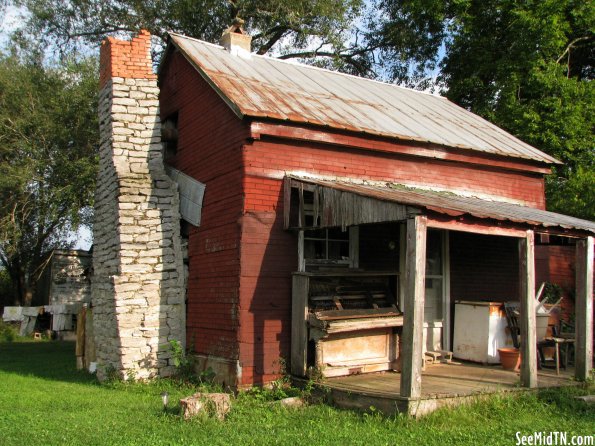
[167, 33, 560, 165]
[288, 175, 595, 234]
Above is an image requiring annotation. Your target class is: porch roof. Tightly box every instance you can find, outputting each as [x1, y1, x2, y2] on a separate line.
[286, 175, 595, 235]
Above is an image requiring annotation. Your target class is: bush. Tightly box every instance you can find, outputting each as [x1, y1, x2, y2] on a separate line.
[0, 269, 14, 308]
[0, 320, 18, 342]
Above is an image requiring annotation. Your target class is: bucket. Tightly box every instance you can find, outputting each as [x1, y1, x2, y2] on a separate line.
[536, 313, 550, 340]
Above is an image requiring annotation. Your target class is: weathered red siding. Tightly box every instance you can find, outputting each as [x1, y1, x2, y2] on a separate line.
[239, 138, 546, 384]
[245, 139, 546, 210]
[161, 52, 552, 386]
[159, 51, 250, 361]
[238, 209, 296, 384]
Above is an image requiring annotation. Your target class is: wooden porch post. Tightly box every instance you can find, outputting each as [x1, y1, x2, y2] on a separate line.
[400, 215, 427, 399]
[519, 230, 537, 388]
[575, 236, 594, 381]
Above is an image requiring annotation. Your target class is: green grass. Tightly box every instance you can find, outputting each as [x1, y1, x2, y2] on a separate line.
[0, 341, 593, 446]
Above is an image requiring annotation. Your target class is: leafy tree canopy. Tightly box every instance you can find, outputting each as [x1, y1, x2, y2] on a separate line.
[12, 0, 369, 71]
[0, 48, 98, 305]
[370, 0, 594, 219]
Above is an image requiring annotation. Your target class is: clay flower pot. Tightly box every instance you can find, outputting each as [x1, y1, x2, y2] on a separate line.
[498, 348, 520, 371]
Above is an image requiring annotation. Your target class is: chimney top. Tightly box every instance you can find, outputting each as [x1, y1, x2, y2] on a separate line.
[220, 18, 252, 58]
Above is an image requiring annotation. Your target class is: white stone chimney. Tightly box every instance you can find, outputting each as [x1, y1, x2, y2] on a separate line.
[93, 30, 185, 381]
[220, 18, 252, 58]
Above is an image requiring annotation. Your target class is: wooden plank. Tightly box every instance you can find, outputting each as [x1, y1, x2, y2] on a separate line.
[399, 223, 406, 311]
[314, 307, 401, 320]
[427, 217, 527, 238]
[298, 183, 305, 228]
[75, 307, 86, 356]
[313, 186, 320, 227]
[288, 180, 410, 229]
[519, 230, 537, 388]
[249, 122, 552, 175]
[76, 306, 86, 370]
[291, 274, 310, 377]
[283, 176, 291, 229]
[575, 236, 594, 381]
[349, 226, 359, 268]
[297, 230, 305, 272]
[322, 317, 404, 334]
[84, 307, 96, 369]
[292, 271, 398, 278]
[442, 231, 451, 352]
[400, 215, 427, 399]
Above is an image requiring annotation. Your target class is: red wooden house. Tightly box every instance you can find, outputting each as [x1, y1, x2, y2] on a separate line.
[83, 23, 595, 402]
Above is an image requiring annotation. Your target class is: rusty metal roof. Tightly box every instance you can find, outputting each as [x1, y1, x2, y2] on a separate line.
[167, 33, 560, 165]
[288, 175, 595, 234]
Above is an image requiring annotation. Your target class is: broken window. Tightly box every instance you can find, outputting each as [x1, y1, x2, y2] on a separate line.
[162, 113, 179, 162]
[302, 226, 359, 271]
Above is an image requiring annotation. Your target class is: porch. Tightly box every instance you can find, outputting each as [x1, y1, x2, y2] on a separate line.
[285, 175, 594, 412]
[318, 362, 577, 417]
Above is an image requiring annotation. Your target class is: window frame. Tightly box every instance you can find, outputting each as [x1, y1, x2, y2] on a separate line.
[298, 226, 359, 272]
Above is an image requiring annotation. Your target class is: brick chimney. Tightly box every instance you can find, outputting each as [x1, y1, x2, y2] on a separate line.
[93, 30, 185, 381]
[220, 18, 252, 57]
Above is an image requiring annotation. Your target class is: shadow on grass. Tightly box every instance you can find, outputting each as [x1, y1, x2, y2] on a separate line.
[536, 386, 595, 420]
[0, 341, 98, 385]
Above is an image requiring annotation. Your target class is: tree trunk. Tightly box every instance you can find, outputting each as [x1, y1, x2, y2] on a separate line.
[16, 271, 37, 307]
[23, 286, 34, 307]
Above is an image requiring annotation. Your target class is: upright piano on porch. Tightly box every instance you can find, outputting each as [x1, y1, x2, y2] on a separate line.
[291, 271, 403, 378]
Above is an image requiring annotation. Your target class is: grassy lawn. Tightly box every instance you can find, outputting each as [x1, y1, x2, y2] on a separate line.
[0, 341, 593, 446]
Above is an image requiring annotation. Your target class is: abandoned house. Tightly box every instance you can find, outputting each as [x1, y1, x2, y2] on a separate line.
[91, 26, 594, 412]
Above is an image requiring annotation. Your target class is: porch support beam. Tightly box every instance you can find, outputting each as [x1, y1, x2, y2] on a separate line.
[519, 230, 537, 388]
[575, 236, 594, 381]
[400, 215, 427, 399]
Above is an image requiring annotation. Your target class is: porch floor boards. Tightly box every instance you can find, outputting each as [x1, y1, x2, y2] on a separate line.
[319, 362, 576, 416]
[326, 362, 574, 399]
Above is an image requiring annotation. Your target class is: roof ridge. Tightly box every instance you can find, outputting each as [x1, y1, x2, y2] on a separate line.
[167, 32, 445, 99]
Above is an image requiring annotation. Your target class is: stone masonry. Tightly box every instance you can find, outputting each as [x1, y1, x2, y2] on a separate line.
[92, 30, 185, 380]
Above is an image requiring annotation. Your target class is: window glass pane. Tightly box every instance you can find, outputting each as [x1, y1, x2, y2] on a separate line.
[304, 228, 326, 240]
[327, 227, 349, 241]
[424, 278, 443, 321]
[327, 241, 349, 260]
[304, 239, 326, 259]
[426, 230, 442, 275]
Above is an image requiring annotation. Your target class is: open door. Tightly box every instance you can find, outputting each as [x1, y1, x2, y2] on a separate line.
[424, 230, 450, 352]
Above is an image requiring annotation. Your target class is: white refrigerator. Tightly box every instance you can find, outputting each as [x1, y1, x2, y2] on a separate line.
[453, 301, 513, 364]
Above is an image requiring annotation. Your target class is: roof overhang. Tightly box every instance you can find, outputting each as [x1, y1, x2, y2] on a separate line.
[284, 175, 595, 238]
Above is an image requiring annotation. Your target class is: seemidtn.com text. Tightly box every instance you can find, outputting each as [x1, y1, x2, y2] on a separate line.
[516, 432, 594, 446]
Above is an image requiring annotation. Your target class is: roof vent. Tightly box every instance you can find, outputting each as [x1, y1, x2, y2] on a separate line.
[220, 18, 252, 58]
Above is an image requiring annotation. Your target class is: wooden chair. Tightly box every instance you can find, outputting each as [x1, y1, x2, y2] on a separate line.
[504, 302, 575, 375]
[537, 320, 575, 375]
[504, 302, 521, 349]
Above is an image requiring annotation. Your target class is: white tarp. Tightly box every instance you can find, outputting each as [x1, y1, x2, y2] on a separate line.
[2, 306, 23, 322]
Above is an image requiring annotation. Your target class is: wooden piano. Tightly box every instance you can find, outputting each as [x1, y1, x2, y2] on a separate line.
[291, 271, 404, 378]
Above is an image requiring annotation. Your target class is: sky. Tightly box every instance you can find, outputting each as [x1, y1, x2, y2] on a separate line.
[0, 5, 23, 49]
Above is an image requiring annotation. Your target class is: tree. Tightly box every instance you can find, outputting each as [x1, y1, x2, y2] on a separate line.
[369, 0, 594, 219]
[0, 49, 98, 305]
[14, 0, 369, 72]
